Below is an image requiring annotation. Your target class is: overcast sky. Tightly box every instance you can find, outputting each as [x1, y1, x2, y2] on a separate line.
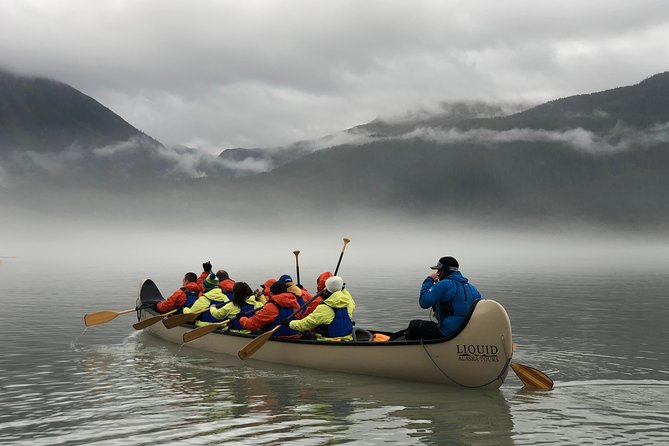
[1, 1, 668, 153]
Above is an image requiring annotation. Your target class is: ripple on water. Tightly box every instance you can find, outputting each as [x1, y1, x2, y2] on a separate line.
[508, 379, 669, 445]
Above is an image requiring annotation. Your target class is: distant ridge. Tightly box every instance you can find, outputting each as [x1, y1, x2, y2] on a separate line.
[242, 71, 669, 226]
[461, 71, 669, 132]
[0, 70, 160, 153]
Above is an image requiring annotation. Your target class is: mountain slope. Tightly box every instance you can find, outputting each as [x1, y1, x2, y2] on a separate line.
[458, 72, 669, 132]
[0, 70, 159, 153]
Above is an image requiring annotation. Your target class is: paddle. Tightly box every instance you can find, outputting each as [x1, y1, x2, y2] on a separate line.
[162, 307, 210, 329]
[293, 250, 301, 285]
[182, 319, 231, 343]
[132, 309, 177, 330]
[334, 237, 350, 275]
[510, 363, 554, 390]
[84, 308, 136, 327]
[181, 306, 259, 343]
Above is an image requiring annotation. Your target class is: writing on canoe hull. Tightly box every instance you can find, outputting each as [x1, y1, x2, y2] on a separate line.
[456, 344, 499, 362]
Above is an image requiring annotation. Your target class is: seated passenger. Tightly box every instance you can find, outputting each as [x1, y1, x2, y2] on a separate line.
[238, 280, 303, 338]
[278, 274, 318, 316]
[209, 282, 264, 333]
[184, 273, 232, 326]
[155, 272, 201, 314]
[215, 269, 235, 300]
[316, 271, 333, 293]
[288, 276, 356, 341]
[405, 256, 482, 340]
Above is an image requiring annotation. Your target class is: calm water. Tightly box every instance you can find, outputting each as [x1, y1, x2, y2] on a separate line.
[1, 251, 669, 445]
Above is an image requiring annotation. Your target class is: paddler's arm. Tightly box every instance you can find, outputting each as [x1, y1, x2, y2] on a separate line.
[419, 276, 447, 309]
[289, 305, 331, 332]
[156, 289, 186, 313]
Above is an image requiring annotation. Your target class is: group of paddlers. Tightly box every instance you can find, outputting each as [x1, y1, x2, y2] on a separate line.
[153, 261, 356, 341]
[153, 254, 483, 343]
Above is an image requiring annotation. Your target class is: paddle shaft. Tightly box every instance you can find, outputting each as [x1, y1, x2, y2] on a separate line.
[293, 250, 301, 286]
[333, 238, 350, 276]
[162, 301, 227, 329]
[133, 309, 177, 330]
[182, 319, 231, 343]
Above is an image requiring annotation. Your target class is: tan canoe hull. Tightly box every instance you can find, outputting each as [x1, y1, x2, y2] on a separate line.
[137, 279, 513, 388]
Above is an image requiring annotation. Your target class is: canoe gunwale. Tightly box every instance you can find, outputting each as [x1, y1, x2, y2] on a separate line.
[138, 306, 484, 347]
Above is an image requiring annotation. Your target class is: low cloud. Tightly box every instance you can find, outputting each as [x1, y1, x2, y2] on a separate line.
[404, 121, 669, 154]
[2, 135, 274, 184]
[3, 1, 667, 149]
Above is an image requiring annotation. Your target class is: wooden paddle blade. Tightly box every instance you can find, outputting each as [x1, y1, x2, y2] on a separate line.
[84, 308, 135, 327]
[511, 363, 554, 390]
[182, 321, 227, 343]
[133, 309, 176, 330]
[162, 311, 198, 329]
[238, 326, 280, 360]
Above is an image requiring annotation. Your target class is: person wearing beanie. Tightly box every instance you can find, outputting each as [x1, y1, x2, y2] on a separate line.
[278, 273, 302, 297]
[238, 278, 304, 338]
[183, 273, 233, 326]
[202, 273, 219, 290]
[195, 262, 236, 299]
[155, 272, 202, 314]
[288, 276, 356, 341]
[404, 256, 482, 340]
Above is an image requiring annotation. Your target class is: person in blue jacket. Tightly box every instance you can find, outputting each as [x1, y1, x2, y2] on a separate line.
[405, 256, 482, 340]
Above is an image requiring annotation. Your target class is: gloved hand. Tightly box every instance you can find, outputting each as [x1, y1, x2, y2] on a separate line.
[202, 261, 212, 273]
[297, 284, 304, 289]
[279, 320, 292, 327]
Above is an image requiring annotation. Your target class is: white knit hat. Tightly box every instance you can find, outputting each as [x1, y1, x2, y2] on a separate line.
[325, 276, 344, 293]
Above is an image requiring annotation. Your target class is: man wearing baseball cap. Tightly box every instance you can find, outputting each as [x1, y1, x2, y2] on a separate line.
[405, 256, 482, 340]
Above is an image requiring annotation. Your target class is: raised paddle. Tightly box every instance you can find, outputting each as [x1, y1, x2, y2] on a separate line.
[182, 319, 231, 343]
[238, 288, 326, 360]
[84, 308, 136, 327]
[132, 309, 177, 330]
[334, 237, 350, 276]
[510, 363, 554, 390]
[293, 250, 301, 285]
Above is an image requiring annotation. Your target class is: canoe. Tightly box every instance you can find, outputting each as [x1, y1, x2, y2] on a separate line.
[136, 279, 514, 388]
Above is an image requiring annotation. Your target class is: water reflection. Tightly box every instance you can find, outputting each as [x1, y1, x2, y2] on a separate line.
[127, 335, 516, 445]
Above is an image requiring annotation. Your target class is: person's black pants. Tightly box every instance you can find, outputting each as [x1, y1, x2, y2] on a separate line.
[406, 319, 444, 340]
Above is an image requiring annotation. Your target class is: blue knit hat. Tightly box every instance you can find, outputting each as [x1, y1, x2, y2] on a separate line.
[203, 273, 219, 290]
[278, 274, 293, 284]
